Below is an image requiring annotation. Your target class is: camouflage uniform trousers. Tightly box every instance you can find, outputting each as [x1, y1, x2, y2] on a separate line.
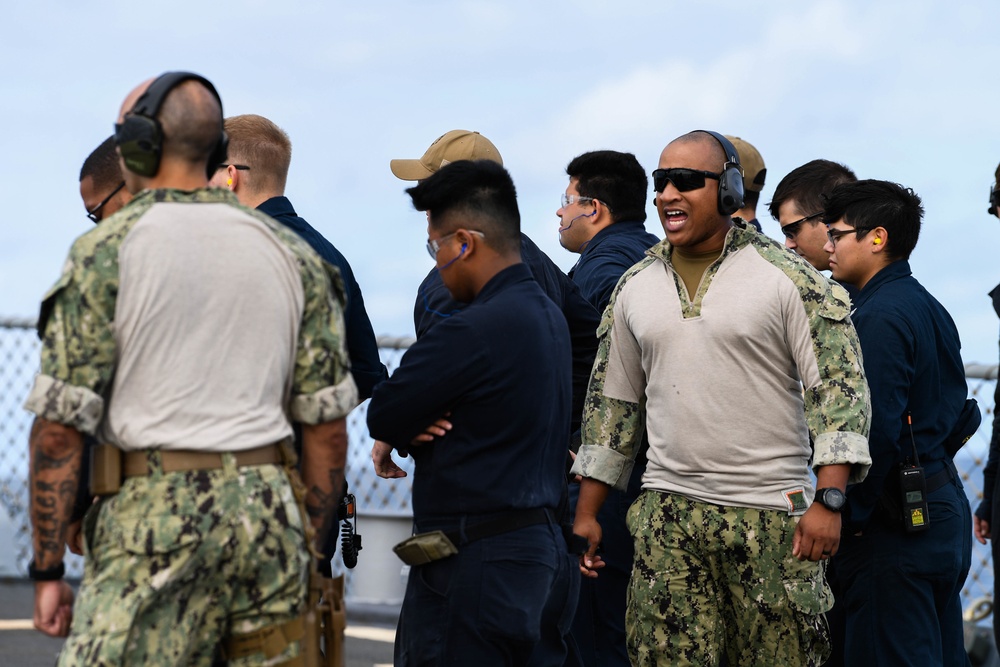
[625, 490, 832, 667]
[59, 452, 310, 667]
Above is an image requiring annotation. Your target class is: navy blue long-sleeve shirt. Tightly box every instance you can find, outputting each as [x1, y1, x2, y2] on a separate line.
[413, 232, 599, 438]
[844, 260, 967, 531]
[568, 220, 659, 313]
[370, 263, 572, 520]
[976, 284, 1000, 520]
[258, 196, 388, 400]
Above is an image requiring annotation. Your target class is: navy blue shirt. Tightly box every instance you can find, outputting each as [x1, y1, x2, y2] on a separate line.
[844, 260, 968, 531]
[258, 196, 388, 400]
[568, 220, 659, 313]
[369, 263, 572, 521]
[977, 284, 1000, 519]
[413, 232, 599, 438]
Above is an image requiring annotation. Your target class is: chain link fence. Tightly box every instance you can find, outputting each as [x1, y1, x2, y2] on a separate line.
[1, 317, 998, 612]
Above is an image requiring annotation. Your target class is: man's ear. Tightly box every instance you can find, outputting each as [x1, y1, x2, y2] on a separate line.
[226, 164, 241, 191]
[870, 226, 888, 253]
[455, 229, 477, 257]
[593, 199, 613, 225]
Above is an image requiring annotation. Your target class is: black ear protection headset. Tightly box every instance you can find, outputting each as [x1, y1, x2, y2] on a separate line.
[114, 71, 228, 179]
[695, 130, 745, 216]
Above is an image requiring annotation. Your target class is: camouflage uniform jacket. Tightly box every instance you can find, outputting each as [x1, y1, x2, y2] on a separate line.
[24, 188, 357, 442]
[570, 219, 872, 513]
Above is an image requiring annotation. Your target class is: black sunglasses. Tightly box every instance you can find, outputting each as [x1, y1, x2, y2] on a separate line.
[87, 180, 126, 223]
[651, 168, 721, 194]
[781, 211, 824, 239]
[216, 164, 251, 171]
[989, 185, 1000, 214]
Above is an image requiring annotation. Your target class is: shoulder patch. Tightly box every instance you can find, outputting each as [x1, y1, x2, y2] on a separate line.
[818, 282, 851, 321]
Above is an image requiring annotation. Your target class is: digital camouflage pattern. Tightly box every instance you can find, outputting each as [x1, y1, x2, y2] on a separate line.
[60, 456, 310, 666]
[626, 490, 832, 667]
[23, 187, 357, 431]
[570, 219, 871, 489]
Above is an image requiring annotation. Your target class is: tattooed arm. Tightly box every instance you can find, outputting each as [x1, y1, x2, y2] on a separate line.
[29, 417, 83, 637]
[301, 418, 348, 554]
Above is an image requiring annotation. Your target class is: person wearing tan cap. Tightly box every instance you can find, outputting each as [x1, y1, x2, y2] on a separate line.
[382, 129, 599, 442]
[724, 135, 766, 232]
[368, 159, 579, 666]
[390, 129, 503, 180]
[768, 159, 857, 272]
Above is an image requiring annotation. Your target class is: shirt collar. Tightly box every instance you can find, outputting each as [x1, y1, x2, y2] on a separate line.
[131, 187, 240, 206]
[852, 259, 912, 311]
[256, 196, 295, 218]
[647, 217, 755, 264]
[580, 220, 648, 257]
[474, 263, 533, 303]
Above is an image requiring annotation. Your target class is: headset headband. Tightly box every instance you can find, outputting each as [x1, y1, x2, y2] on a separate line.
[695, 130, 743, 175]
[129, 71, 224, 121]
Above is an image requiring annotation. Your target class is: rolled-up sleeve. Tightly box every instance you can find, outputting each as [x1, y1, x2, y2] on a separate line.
[24, 247, 118, 434]
[570, 285, 646, 490]
[794, 281, 872, 482]
[291, 260, 358, 424]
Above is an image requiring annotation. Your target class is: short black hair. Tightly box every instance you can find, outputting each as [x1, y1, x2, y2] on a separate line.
[566, 150, 647, 223]
[406, 159, 521, 255]
[823, 179, 924, 261]
[80, 135, 122, 189]
[768, 159, 857, 221]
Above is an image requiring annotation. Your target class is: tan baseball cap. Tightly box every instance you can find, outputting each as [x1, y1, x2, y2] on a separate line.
[725, 135, 766, 193]
[390, 130, 503, 181]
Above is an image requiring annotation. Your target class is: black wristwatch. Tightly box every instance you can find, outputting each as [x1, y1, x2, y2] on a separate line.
[815, 488, 846, 513]
[28, 559, 65, 582]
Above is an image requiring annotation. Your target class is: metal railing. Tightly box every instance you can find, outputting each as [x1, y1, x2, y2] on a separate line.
[1, 317, 998, 612]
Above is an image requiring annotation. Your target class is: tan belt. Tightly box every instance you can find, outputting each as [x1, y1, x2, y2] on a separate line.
[222, 616, 306, 663]
[123, 443, 283, 477]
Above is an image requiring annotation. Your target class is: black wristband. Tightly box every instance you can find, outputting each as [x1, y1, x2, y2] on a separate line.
[28, 559, 65, 581]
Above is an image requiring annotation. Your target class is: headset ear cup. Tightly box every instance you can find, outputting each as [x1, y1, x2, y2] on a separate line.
[717, 163, 745, 216]
[117, 115, 163, 178]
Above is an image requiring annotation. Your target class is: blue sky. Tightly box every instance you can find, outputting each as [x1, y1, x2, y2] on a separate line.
[3, 0, 999, 363]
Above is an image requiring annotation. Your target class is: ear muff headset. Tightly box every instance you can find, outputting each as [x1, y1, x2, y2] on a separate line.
[694, 130, 745, 216]
[114, 71, 228, 179]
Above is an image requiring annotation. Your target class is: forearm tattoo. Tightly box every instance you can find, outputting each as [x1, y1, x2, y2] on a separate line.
[29, 419, 82, 567]
[306, 467, 346, 549]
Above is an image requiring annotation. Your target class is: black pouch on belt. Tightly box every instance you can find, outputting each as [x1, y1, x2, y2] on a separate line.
[945, 398, 982, 457]
[393, 531, 459, 566]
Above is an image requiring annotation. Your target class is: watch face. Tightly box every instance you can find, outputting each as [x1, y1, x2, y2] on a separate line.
[821, 488, 846, 511]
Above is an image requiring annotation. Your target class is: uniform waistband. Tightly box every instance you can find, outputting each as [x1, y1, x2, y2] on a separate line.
[123, 443, 285, 477]
[417, 507, 558, 547]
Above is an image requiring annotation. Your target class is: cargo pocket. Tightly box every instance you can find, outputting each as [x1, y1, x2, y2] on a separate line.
[783, 576, 833, 665]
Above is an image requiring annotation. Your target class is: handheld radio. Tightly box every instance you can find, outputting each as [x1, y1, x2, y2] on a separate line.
[899, 413, 930, 532]
[338, 491, 362, 568]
